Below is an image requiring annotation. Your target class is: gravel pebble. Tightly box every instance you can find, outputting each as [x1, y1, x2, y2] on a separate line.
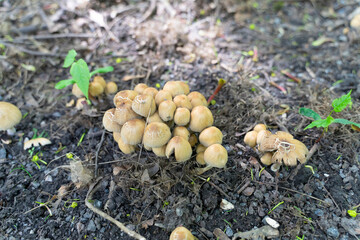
[242, 187, 255, 196]
[87, 220, 97, 232]
[225, 226, 233, 237]
[0, 148, 6, 159]
[314, 209, 324, 217]
[327, 227, 340, 238]
[254, 190, 264, 200]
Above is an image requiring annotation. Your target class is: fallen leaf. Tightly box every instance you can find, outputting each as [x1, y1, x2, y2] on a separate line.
[122, 75, 146, 81]
[24, 137, 52, 150]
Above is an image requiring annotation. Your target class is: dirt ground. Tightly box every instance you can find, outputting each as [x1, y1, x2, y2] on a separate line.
[1, 0, 360, 239]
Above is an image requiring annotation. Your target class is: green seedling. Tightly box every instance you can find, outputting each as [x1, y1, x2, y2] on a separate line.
[300, 90, 360, 138]
[347, 209, 357, 218]
[9, 166, 32, 178]
[296, 235, 305, 240]
[32, 152, 47, 169]
[55, 49, 114, 102]
[223, 219, 232, 227]
[304, 165, 315, 175]
[77, 132, 86, 147]
[259, 167, 265, 177]
[268, 201, 284, 214]
[64, 199, 80, 209]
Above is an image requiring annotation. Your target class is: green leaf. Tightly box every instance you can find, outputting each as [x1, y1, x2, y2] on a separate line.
[55, 79, 76, 89]
[89, 66, 114, 77]
[304, 116, 334, 130]
[333, 118, 360, 128]
[63, 49, 77, 68]
[70, 59, 90, 99]
[299, 108, 321, 120]
[347, 209, 357, 218]
[332, 90, 352, 112]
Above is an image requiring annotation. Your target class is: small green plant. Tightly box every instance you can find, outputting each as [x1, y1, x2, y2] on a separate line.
[32, 152, 47, 169]
[55, 49, 114, 102]
[299, 90, 360, 133]
[347, 204, 360, 217]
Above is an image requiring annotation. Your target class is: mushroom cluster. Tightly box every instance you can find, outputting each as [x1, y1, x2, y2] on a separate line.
[72, 76, 118, 109]
[244, 124, 309, 168]
[102, 81, 228, 172]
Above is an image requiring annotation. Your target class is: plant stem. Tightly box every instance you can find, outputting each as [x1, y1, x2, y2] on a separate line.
[207, 79, 226, 104]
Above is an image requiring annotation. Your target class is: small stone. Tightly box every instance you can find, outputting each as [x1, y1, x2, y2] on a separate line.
[87, 220, 97, 232]
[349, 165, 359, 173]
[44, 175, 52, 182]
[176, 208, 183, 217]
[242, 187, 255, 196]
[31, 181, 40, 189]
[253, 190, 264, 200]
[52, 112, 61, 118]
[351, 14, 360, 28]
[225, 226, 233, 237]
[220, 199, 235, 210]
[0, 148, 6, 159]
[314, 209, 324, 217]
[263, 216, 280, 228]
[344, 183, 352, 190]
[341, 217, 360, 236]
[327, 227, 340, 238]
[93, 200, 102, 209]
[113, 166, 122, 176]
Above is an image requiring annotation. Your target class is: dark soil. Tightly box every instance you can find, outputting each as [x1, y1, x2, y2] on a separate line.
[1, 0, 360, 240]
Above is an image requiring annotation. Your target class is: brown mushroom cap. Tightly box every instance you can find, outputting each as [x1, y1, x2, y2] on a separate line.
[0, 102, 22, 131]
[105, 81, 118, 95]
[158, 100, 177, 122]
[143, 87, 159, 98]
[114, 101, 140, 125]
[188, 133, 198, 147]
[253, 124, 267, 132]
[155, 90, 172, 106]
[196, 144, 206, 153]
[260, 152, 273, 166]
[143, 122, 171, 148]
[132, 94, 156, 117]
[244, 131, 258, 148]
[72, 83, 84, 98]
[178, 81, 190, 95]
[196, 152, 206, 165]
[256, 130, 272, 146]
[148, 111, 164, 124]
[258, 131, 293, 152]
[165, 136, 192, 162]
[187, 91, 207, 107]
[93, 76, 107, 88]
[103, 108, 122, 132]
[113, 131, 122, 142]
[169, 226, 196, 240]
[174, 108, 191, 126]
[120, 119, 146, 145]
[134, 83, 148, 94]
[189, 106, 214, 132]
[118, 137, 136, 154]
[113, 90, 138, 106]
[152, 145, 167, 157]
[204, 144, 228, 168]
[89, 81, 104, 97]
[173, 94, 192, 110]
[199, 126, 223, 147]
[172, 126, 190, 141]
[163, 81, 188, 97]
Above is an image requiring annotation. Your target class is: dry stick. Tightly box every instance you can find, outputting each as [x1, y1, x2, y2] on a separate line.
[0, 41, 65, 57]
[95, 130, 106, 177]
[86, 180, 146, 240]
[236, 179, 251, 194]
[15, 33, 95, 40]
[104, 178, 116, 212]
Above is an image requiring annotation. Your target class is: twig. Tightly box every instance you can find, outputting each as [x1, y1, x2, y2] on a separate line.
[236, 179, 251, 194]
[269, 81, 287, 94]
[15, 33, 95, 41]
[307, 142, 320, 161]
[281, 70, 301, 84]
[95, 130, 106, 177]
[104, 178, 116, 212]
[0, 41, 65, 57]
[86, 180, 146, 240]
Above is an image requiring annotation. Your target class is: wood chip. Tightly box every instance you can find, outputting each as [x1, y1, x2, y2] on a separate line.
[23, 137, 52, 150]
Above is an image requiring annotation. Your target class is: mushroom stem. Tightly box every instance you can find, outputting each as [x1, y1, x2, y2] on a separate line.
[194, 165, 213, 175]
[207, 78, 226, 104]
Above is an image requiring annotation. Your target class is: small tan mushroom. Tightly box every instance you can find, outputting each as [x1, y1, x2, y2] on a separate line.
[163, 81, 188, 97]
[165, 136, 192, 162]
[187, 91, 207, 107]
[260, 152, 273, 166]
[113, 131, 122, 142]
[189, 106, 214, 132]
[199, 126, 223, 147]
[158, 100, 176, 121]
[0, 102, 21, 133]
[132, 94, 156, 117]
[114, 101, 140, 125]
[120, 119, 145, 145]
[143, 87, 159, 98]
[23, 138, 52, 150]
[188, 133, 198, 147]
[103, 108, 122, 132]
[143, 122, 171, 148]
[169, 226, 196, 240]
[173, 94, 192, 110]
[174, 108, 191, 126]
[72, 83, 84, 98]
[148, 112, 164, 124]
[178, 81, 190, 95]
[118, 137, 136, 154]
[196, 144, 228, 174]
[134, 83, 148, 94]
[89, 81, 104, 97]
[155, 90, 172, 106]
[113, 90, 138, 106]
[105, 81, 118, 94]
[253, 123, 267, 132]
[196, 152, 205, 165]
[196, 144, 206, 153]
[93, 76, 107, 88]
[256, 130, 272, 146]
[152, 145, 167, 157]
[244, 131, 258, 148]
[172, 126, 190, 141]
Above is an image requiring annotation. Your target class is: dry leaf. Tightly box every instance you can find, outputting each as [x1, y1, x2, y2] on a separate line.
[24, 137, 52, 150]
[122, 75, 146, 81]
[89, 9, 106, 27]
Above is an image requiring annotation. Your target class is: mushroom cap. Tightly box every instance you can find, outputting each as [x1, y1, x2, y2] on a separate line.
[163, 81, 188, 97]
[199, 126, 223, 147]
[189, 106, 214, 132]
[169, 226, 196, 240]
[89, 81, 104, 97]
[143, 122, 171, 148]
[132, 94, 156, 117]
[204, 144, 228, 168]
[152, 145, 167, 157]
[158, 100, 177, 122]
[105, 81, 118, 94]
[72, 83, 84, 98]
[256, 130, 272, 146]
[174, 107, 190, 126]
[148, 111, 164, 124]
[165, 136, 192, 162]
[118, 137, 136, 154]
[260, 152, 273, 166]
[196, 152, 206, 165]
[258, 131, 293, 152]
[102, 108, 122, 132]
[188, 133, 198, 147]
[196, 144, 206, 153]
[155, 90, 172, 106]
[120, 119, 146, 145]
[143, 87, 159, 98]
[253, 124, 267, 132]
[172, 126, 190, 141]
[187, 91, 207, 107]
[113, 131, 122, 142]
[173, 94, 192, 110]
[271, 138, 309, 166]
[93, 76, 107, 88]
[134, 83, 148, 94]
[114, 101, 140, 125]
[178, 81, 190, 95]
[244, 131, 258, 148]
[113, 90, 138, 106]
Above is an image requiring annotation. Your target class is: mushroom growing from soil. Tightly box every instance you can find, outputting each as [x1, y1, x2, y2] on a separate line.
[189, 106, 214, 132]
[155, 90, 172, 106]
[134, 83, 148, 94]
[105, 81, 118, 94]
[244, 130, 258, 148]
[113, 90, 138, 106]
[253, 123, 267, 132]
[132, 94, 156, 117]
[142, 122, 171, 148]
[172, 126, 190, 141]
[120, 119, 145, 145]
[143, 87, 159, 97]
[93, 76, 106, 88]
[195, 144, 228, 174]
[158, 100, 176, 121]
[199, 126, 223, 147]
[187, 91, 207, 107]
[0, 102, 22, 135]
[72, 83, 84, 98]
[163, 81, 189, 97]
[174, 108, 190, 126]
[117, 137, 136, 154]
[173, 94, 192, 110]
[114, 101, 140, 125]
[165, 136, 192, 162]
[169, 226, 197, 240]
[103, 108, 122, 132]
[89, 81, 104, 97]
